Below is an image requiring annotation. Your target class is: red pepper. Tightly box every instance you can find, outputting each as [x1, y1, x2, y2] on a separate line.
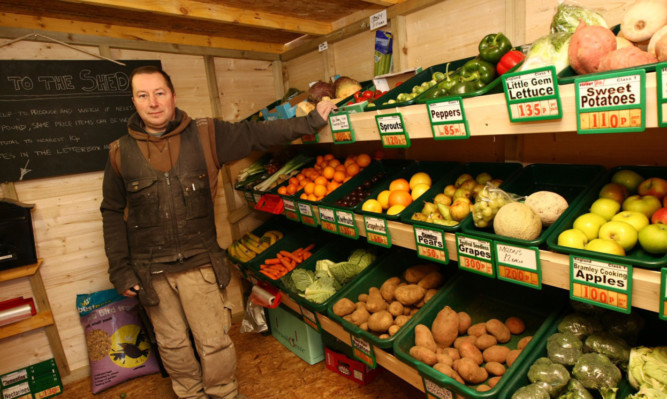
[496, 50, 525, 76]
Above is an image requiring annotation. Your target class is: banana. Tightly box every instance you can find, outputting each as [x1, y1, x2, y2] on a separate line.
[236, 242, 256, 260]
[262, 230, 283, 245]
[247, 232, 262, 242]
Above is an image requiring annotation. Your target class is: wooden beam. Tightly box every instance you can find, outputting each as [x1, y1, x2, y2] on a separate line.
[58, 0, 333, 36]
[204, 55, 223, 118]
[360, 0, 406, 6]
[281, 0, 444, 61]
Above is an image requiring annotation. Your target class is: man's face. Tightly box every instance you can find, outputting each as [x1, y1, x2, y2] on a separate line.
[131, 72, 176, 134]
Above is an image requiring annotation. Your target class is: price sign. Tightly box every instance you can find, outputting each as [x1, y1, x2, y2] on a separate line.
[455, 233, 495, 277]
[656, 63, 667, 127]
[502, 65, 562, 122]
[364, 215, 391, 248]
[575, 69, 646, 134]
[369, 9, 387, 30]
[297, 202, 318, 227]
[335, 209, 359, 239]
[329, 112, 356, 144]
[495, 242, 541, 289]
[423, 378, 454, 399]
[375, 113, 411, 148]
[660, 268, 667, 321]
[570, 256, 632, 313]
[426, 98, 470, 140]
[351, 334, 376, 368]
[414, 226, 448, 264]
[298, 304, 321, 331]
[318, 205, 338, 234]
[301, 133, 319, 144]
[282, 198, 300, 222]
[318, 41, 328, 52]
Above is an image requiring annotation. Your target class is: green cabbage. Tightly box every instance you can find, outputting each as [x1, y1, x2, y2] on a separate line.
[290, 269, 314, 292]
[519, 32, 572, 74]
[303, 280, 337, 304]
[627, 387, 667, 399]
[628, 347, 667, 392]
[550, 4, 608, 34]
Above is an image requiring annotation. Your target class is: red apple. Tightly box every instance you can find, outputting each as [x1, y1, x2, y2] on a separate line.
[598, 182, 629, 204]
[623, 195, 662, 218]
[638, 177, 667, 200]
[652, 207, 667, 224]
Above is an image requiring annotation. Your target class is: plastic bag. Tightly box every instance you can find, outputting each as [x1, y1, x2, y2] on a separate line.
[471, 182, 522, 228]
[240, 298, 268, 334]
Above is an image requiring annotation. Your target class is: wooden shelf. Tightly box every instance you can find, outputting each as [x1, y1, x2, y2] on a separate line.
[0, 310, 54, 340]
[0, 259, 42, 283]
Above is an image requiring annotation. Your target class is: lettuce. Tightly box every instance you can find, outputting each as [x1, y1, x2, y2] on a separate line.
[290, 269, 315, 292]
[303, 280, 337, 304]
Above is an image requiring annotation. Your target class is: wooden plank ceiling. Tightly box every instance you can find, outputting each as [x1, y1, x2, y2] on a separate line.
[0, 0, 440, 60]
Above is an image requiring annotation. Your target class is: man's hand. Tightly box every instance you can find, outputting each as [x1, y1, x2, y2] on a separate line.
[316, 100, 337, 120]
[122, 285, 140, 297]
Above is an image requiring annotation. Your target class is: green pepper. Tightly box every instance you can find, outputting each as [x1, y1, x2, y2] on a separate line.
[478, 32, 512, 63]
[449, 80, 476, 95]
[460, 59, 496, 85]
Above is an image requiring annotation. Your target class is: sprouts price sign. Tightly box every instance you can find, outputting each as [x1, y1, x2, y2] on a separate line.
[426, 98, 469, 139]
[570, 256, 632, 314]
[574, 69, 646, 134]
[328, 112, 355, 144]
[375, 113, 411, 148]
[502, 66, 562, 122]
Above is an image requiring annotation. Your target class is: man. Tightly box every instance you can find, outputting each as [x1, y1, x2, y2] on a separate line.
[100, 65, 335, 399]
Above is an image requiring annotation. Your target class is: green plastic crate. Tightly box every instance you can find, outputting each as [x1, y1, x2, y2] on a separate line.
[400, 162, 524, 233]
[393, 272, 567, 398]
[546, 165, 667, 269]
[354, 161, 460, 221]
[326, 247, 455, 350]
[460, 163, 606, 247]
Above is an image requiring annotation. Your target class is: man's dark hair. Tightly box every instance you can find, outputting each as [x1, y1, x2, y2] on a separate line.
[130, 65, 175, 94]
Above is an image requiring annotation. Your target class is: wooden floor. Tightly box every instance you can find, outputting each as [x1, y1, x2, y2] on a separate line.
[58, 320, 421, 399]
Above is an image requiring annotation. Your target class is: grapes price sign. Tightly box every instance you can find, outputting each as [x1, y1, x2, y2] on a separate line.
[328, 111, 356, 144]
[375, 113, 411, 148]
[318, 205, 338, 234]
[574, 69, 646, 134]
[335, 209, 359, 239]
[414, 226, 448, 264]
[422, 378, 454, 399]
[455, 233, 495, 278]
[351, 334, 376, 368]
[656, 63, 667, 127]
[502, 65, 562, 122]
[494, 242, 541, 289]
[570, 256, 632, 314]
[660, 268, 667, 321]
[297, 202, 318, 227]
[426, 98, 470, 140]
[282, 198, 300, 222]
[364, 215, 391, 248]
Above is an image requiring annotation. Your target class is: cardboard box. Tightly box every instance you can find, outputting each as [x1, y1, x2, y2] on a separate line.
[268, 305, 324, 365]
[325, 348, 379, 386]
[372, 68, 421, 92]
[0, 358, 62, 399]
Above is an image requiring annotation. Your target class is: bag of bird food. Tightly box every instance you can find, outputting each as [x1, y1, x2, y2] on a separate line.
[77, 289, 160, 394]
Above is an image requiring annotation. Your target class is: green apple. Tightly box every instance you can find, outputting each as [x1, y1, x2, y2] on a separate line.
[598, 220, 638, 251]
[475, 172, 492, 185]
[622, 195, 662, 218]
[585, 238, 626, 256]
[598, 182, 629, 204]
[611, 169, 644, 194]
[573, 213, 607, 241]
[611, 211, 649, 232]
[637, 224, 667, 255]
[590, 198, 621, 220]
[557, 229, 589, 249]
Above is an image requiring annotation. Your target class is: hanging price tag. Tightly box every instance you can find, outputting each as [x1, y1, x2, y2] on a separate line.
[575, 69, 646, 134]
[455, 233, 495, 278]
[570, 256, 632, 313]
[414, 226, 448, 264]
[299, 304, 321, 332]
[297, 202, 318, 227]
[375, 113, 411, 148]
[660, 268, 667, 321]
[364, 215, 391, 247]
[369, 9, 387, 30]
[502, 65, 562, 122]
[495, 242, 541, 289]
[301, 133, 319, 144]
[422, 378, 454, 399]
[426, 98, 469, 140]
[351, 334, 376, 368]
[282, 198, 300, 222]
[335, 209, 359, 239]
[318, 205, 338, 234]
[329, 112, 356, 144]
[656, 63, 667, 127]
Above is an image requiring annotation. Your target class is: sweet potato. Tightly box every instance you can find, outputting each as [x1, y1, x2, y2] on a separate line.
[569, 21, 617, 75]
[409, 345, 438, 365]
[394, 284, 426, 306]
[504, 316, 526, 335]
[368, 310, 393, 332]
[332, 298, 355, 317]
[431, 306, 459, 347]
[483, 345, 510, 364]
[457, 312, 472, 335]
[486, 319, 511, 343]
[598, 46, 658, 73]
[415, 324, 438, 352]
[403, 264, 439, 283]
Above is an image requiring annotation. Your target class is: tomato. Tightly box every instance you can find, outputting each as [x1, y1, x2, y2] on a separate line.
[347, 101, 354, 105]
[374, 90, 383, 98]
[362, 90, 374, 99]
[394, 81, 403, 87]
[353, 91, 362, 101]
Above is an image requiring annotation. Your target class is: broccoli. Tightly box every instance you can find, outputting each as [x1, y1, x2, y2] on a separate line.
[585, 332, 630, 368]
[528, 357, 571, 397]
[512, 383, 550, 399]
[600, 311, 644, 346]
[572, 353, 621, 399]
[557, 379, 594, 399]
[548, 332, 584, 366]
[558, 313, 602, 340]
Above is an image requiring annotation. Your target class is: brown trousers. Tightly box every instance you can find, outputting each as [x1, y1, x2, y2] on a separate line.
[146, 266, 237, 399]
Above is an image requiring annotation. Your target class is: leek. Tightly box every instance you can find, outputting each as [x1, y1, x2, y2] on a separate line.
[236, 153, 271, 186]
[253, 154, 313, 192]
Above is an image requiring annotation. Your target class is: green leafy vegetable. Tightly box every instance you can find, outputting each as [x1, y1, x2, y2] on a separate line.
[627, 386, 667, 399]
[519, 32, 572, 74]
[303, 280, 337, 304]
[572, 353, 621, 398]
[528, 357, 571, 397]
[548, 331, 583, 366]
[550, 4, 608, 34]
[290, 269, 315, 292]
[628, 346, 667, 392]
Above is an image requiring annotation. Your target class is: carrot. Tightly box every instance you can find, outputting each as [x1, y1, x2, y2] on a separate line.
[279, 256, 293, 270]
[302, 251, 312, 260]
[302, 243, 315, 252]
[280, 250, 301, 264]
[264, 258, 282, 265]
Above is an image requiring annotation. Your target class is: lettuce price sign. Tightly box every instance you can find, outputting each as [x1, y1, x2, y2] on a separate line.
[570, 256, 632, 313]
[575, 69, 646, 134]
[502, 66, 562, 122]
[426, 98, 470, 139]
[375, 113, 411, 148]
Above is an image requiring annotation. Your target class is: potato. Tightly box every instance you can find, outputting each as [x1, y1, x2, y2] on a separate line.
[483, 345, 510, 364]
[358, 293, 368, 302]
[388, 301, 404, 316]
[458, 340, 483, 365]
[475, 334, 497, 350]
[485, 361, 506, 376]
[454, 335, 477, 349]
[457, 312, 472, 335]
[424, 289, 438, 304]
[409, 308, 419, 316]
[431, 306, 459, 347]
[379, 333, 390, 339]
[476, 385, 491, 392]
[443, 347, 460, 361]
[332, 298, 355, 317]
[388, 324, 401, 336]
[380, 277, 401, 302]
[504, 317, 525, 334]
[368, 310, 393, 332]
[394, 284, 426, 306]
[366, 289, 388, 313]
[506, 349, 522, 367]
[409, 345, 437, 365]
[346, 307, 370, 326]
[394, 315, 411, 327]
[417, 271, 444, 289]
[436, 352, 454, 367]
[433, 363, 465, 385]
[403, 264, 439, 283]
[517, 336, 532, 350]
[486, 319, 511, 343]
[467, 322, 487, 337]
[456, 357, 488, 384]
[415, 324, 438, 352]
[488, 376, 501, 388]
[360, 322, 368, 331]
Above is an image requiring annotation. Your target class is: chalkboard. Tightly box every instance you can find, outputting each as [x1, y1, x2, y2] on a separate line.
[0, 59, 161, 182]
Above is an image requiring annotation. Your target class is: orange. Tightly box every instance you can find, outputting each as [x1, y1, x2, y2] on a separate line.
[356, 153, 371, 168]
[296, 173, 306, 181]
[333, 171, 346, 183]
[324, 153, 334, 161]
[277, 186, 287, 195]
[300, 193, 308, 200]
[409, 172, 432, 190]
[346, 163, 360, 177]
[389, 178, 410, 192]
[322, 166, 335, 180]
[286, 184, 298, 195]
[361, 199, 383, 213]
[314, 184, 327, 198]
[304, 182, 315, 195]
[377, 190, 391, 210]
[335, 164, 347, 172]
[388, 190, 413, 207]
[328, 159, 341, 168]
[307, 194, 317, 201]
[316, 155, 324, 165]
[314, 176, 328, 186]
[327, 181, 340, 192]
[344, 156, 357, 167]
[289, 177, 299, 186]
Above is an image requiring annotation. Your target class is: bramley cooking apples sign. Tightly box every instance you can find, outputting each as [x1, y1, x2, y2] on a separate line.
[0, 60, 160, 182]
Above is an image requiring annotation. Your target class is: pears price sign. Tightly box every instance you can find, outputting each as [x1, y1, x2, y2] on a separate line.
[575, 69, 646, 134]
[414, 226, 448, 264]
[570, 256, 632, 313]
[426, 98, 470, 140]
[375, 113, 411, 148]
[502, 66, 562, 122]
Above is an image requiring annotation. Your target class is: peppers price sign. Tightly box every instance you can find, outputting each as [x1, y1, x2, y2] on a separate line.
[656, 63, 667, 127]
[660, 267, 667, 321]
[455, 233, 495, 278]
[494, 242, 542, 289]
[574, 69, 646, 134]
[328, 112, 356, 144]
[375, 113, 411, 148]
[502, 65, 562, 122]
[426, 98, 470, 140]
[570, 256, 632, 314]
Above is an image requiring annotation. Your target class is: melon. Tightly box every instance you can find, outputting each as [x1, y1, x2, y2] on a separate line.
[524, 191, 569, 227]
[493, 202, 542, 240]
